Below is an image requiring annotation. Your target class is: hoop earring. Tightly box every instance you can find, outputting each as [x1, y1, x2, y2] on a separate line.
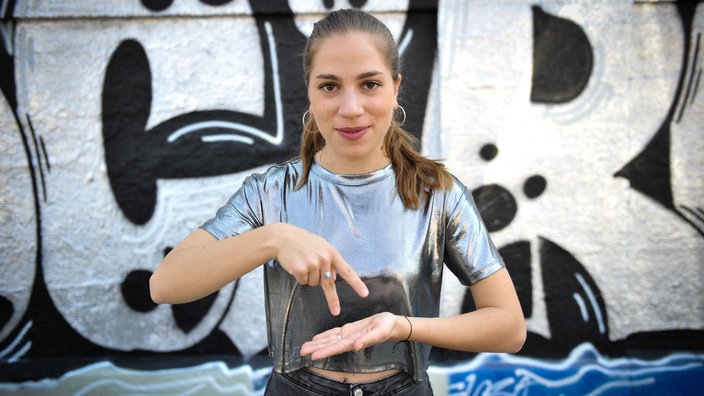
[301, 110, 320, 133]
[396, 106, 407, 126]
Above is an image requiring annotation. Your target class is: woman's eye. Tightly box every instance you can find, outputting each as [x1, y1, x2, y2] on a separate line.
[319, 83, 336, 92]
[363, 81, 381, 90]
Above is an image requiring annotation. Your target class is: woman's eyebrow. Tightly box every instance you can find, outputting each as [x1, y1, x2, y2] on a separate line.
[314, 73, 340, 81]
[356, 71, 384, 79]
[313, 71, 385, 81]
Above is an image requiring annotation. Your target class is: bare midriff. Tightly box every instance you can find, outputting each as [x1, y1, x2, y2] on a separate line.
[306, 366, 400, 383]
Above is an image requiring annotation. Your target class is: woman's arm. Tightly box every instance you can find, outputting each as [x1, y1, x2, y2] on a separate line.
[300, 268, 525, 359]
[150, 223, 368, 313]
[150, 226, 277, 305]
[403, 268, 526, 353]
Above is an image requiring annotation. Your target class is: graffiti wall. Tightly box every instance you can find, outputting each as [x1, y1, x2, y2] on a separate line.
[1, 0, 702, 394]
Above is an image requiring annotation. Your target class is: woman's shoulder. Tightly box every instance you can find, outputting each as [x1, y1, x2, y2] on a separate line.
[244, 159, 303, 188]
[438, 171, 469, 194]
[434, 172, 475, 208]
[243, 159, 301, 180]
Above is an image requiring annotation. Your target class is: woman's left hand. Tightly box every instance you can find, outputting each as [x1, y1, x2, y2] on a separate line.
[299, 312, 400, 360]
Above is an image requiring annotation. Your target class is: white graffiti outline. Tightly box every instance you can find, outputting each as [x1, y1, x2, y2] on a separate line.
[0, 321, 32, 363]
[576, 272, 605, 334]
[167, 22, 284, 146]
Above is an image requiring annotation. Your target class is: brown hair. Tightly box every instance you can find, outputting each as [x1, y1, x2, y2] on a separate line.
[296, 8, 452, 209]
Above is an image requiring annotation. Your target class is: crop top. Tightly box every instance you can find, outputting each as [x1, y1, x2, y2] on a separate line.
[200, 159, 505, 382]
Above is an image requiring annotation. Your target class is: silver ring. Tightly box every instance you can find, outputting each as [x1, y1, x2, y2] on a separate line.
[322, 271, 332, 280]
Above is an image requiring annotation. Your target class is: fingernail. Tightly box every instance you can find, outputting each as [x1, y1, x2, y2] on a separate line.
[332, 306, 340, 316]
[360, 287, 369, 297]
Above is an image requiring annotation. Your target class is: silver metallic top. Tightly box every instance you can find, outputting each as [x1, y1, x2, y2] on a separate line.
[201, 159, 504, 381]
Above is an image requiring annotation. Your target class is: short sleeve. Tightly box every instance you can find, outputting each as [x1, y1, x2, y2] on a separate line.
[443, 179, 505, 285]
[200, 175, 264, 240]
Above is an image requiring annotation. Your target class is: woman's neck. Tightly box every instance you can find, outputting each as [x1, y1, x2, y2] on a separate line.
[316, 149, 390, 175]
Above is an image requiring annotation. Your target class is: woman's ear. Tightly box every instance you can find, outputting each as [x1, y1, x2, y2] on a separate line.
[392, 74, 402, 107]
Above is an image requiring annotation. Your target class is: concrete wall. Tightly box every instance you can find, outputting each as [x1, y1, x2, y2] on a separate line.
[1, 0, 702, 394]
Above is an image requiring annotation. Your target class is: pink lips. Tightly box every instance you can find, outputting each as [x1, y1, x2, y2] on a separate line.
[336, 126, 369, 141]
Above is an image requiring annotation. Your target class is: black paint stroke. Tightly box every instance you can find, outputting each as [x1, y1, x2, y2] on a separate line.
[531, 6, 593, 104]
[616, 1, 703, 237]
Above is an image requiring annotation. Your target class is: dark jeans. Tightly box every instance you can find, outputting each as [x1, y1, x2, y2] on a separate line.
[264, 368, 433, 395]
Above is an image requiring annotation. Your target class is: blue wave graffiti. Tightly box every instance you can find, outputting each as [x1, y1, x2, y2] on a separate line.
[443, 343, 704, 395]
[0, 343, 701, 395]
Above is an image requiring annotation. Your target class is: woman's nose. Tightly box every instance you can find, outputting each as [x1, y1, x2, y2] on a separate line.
[338, 90, 363, 117]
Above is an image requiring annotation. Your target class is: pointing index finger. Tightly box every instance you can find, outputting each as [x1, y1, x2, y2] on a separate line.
[320, 273, 341, 316]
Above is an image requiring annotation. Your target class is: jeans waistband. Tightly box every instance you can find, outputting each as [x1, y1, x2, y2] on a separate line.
[268, 368, 431, 395]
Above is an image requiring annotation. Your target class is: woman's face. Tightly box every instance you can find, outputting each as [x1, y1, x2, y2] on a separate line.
[308, 31, 401, 174]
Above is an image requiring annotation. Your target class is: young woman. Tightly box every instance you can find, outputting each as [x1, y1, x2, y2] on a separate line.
[150, 8, 525, 395]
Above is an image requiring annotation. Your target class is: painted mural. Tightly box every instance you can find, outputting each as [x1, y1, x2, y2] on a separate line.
[0, 0, 702, 394]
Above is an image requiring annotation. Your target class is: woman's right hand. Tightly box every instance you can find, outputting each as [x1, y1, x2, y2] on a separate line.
[269, 223, 369, 316]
